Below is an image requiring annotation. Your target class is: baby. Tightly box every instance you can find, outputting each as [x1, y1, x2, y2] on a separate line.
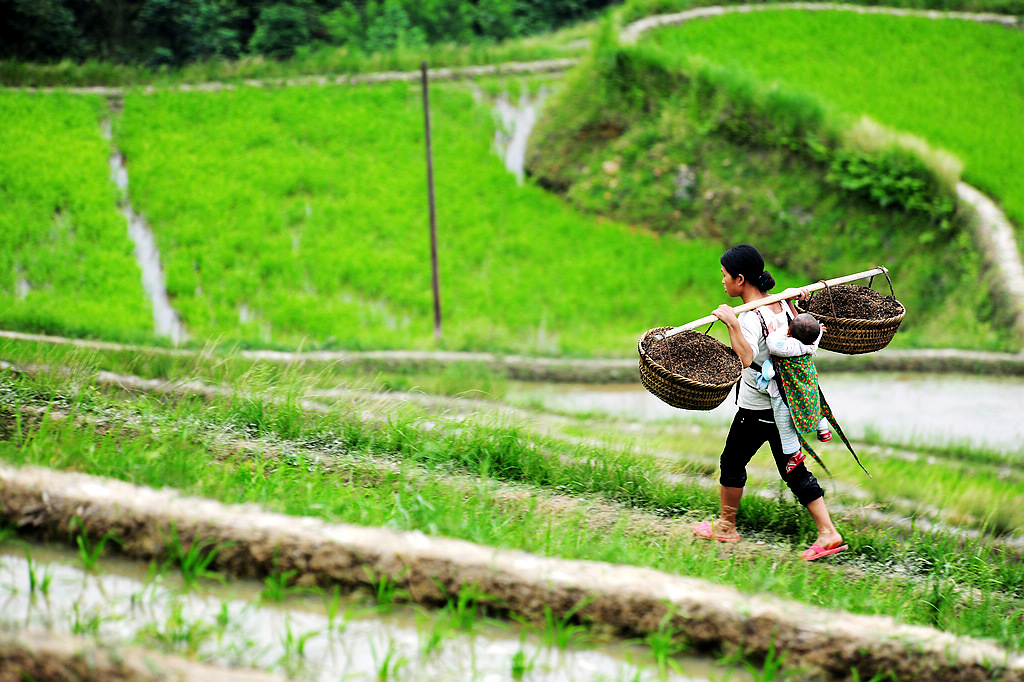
[761, 313, 831, 474]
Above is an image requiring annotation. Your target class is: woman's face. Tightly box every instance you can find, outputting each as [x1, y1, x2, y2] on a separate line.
[721, 265, 743, 297]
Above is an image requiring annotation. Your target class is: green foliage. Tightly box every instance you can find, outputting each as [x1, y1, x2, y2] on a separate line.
[163, 526, 229, 587]
[136, 0, 242, 66]
[616, 0, 1024, 24]
[0, 0, 84, 62]
[363, 1, 426, 53]
[0, 0, 612, 67]
[321, 4, 364, 46]
[827, 148, 955, 222]
[112, 82, 728, 356]
[70, 517, 122, 571]
[3, 362, 1024, 650]
[248, 4, 310, 59]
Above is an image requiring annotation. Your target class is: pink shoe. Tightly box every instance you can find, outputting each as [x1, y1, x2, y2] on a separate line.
[693, 520, 740, 543]
[817, 429, 832, 443]
[800, 542, 848, 561]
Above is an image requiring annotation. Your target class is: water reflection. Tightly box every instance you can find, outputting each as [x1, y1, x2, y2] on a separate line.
[492, 89, 549, 184]
[0, 546, 743, 682]
[525, 373, 1024, 457]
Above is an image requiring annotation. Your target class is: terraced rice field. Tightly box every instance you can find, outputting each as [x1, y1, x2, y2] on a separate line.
[1, 338, 1022, 679]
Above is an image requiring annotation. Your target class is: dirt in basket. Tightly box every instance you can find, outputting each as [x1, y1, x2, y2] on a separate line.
[800, 285, 904, 320]
[643, 331, 741, 383]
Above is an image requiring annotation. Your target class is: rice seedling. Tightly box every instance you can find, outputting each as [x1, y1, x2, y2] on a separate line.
[742, 640, 798, 682]
[364, 567, 410, 613]
[538, 600, 593, 649]
[276, 620, 320, 677]
[373, 640, 408, 681]
[0, 93, 152, 343]
[71, 602, 103, 636]
[643, 610, 689, 676]
[510, 634, 536, 680]
[110, 81, 730, 357]
[442, 582, 500, 632]
[163, 526, 230, 588]
[69, 517, 122, 571]
[23, 551, 52, 597]
[137, 599, 216, 656]
[260, 550, 319, 603]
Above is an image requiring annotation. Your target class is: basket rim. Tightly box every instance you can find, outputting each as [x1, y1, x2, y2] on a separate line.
[796, 301, 906, 327]
[638, 327, 742, 391]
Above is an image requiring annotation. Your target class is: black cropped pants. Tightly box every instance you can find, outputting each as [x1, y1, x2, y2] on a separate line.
[719, 407, 824, 506]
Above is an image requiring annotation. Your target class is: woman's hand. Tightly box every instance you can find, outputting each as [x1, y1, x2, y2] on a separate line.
[712, 304, 738, 327]
[781, 286, 811, 301]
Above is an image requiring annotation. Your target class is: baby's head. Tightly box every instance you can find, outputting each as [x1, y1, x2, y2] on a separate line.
[789, 313, 820, 345]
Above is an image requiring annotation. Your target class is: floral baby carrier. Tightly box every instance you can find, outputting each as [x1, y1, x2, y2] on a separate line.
[754, 310, 871, 478]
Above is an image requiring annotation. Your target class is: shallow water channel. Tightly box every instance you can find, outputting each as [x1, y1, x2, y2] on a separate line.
[523, 372, 1024, 457]
[0, 545, 749, 682]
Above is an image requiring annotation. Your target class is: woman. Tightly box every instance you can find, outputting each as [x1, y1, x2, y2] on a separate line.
[693, 244, 846, 561]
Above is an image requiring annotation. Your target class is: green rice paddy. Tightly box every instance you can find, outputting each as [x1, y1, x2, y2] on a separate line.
[114, 81, 730, 355]
[0, 93, 152, 341]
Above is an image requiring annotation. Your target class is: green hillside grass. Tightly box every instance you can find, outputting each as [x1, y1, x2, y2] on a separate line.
[116, 81, 732, 356]
[644, 10, 1024, 243]
[0, 93, 152, 341]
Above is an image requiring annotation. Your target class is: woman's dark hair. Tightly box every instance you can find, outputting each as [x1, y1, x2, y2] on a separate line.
[721, 243, 775, 292]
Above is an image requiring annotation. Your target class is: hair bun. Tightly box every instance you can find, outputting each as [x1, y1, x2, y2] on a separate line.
[758, 270, 776, 291]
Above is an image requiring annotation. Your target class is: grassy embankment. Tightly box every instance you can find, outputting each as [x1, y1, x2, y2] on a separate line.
[0, 93, 152, 341]
[527, 16, 1023, 351]
[643, 9, 1024, 250]
[1, 342, 1022, 659]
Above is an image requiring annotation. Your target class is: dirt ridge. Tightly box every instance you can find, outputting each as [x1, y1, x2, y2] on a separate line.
[0, 629, 285, 682]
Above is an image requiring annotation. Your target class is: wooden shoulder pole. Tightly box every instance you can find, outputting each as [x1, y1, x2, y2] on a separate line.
[656, 267, 888, 340]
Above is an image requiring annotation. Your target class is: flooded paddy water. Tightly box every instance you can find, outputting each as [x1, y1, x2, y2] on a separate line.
[520, 371, 1024, 458]
[0, 544, 748, 682]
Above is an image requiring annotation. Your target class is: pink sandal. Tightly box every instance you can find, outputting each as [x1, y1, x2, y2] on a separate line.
[693, 520, 740, 543]
[800, 542, 848, 561]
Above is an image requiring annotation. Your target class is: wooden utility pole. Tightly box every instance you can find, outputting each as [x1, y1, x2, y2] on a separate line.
[421, 60, 442, 342]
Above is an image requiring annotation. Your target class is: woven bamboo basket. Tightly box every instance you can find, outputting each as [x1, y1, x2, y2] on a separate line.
[638, 327, 742, 410]
[796, 272, 905, 355]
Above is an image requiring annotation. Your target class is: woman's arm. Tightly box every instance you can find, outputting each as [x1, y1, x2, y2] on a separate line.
[713, 304, 754, 368]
